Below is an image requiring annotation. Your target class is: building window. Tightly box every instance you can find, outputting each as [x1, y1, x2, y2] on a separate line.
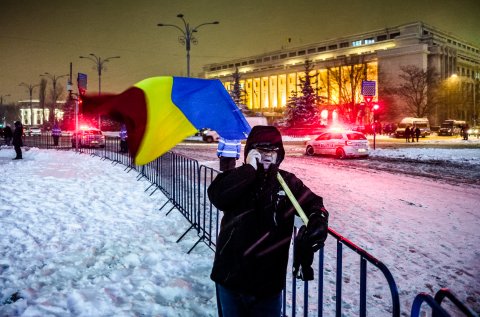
[364, 38, 375, 45]
[249, 60, 255, 64]
[352, 40, 362, 47]
[242, 61, 247, 65]
[377, 35, 387, 41]
[328, 44, 337, 50]
[289, 52, 296, 57]
[280, 53, 287, 59]
[390, 32, 400, 39]
[308, 48, 316, 54]
[340, 42, 349, 48]
[318, 46, 326, 52]
[298, 50, 306, 56]
[263, 57, 271, 62]
[272, 55, 278, 60]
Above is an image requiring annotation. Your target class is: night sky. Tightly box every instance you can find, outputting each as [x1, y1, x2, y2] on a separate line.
[1, 0, 479, 102]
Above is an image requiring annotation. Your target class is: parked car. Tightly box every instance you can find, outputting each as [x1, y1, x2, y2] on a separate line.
[71, 128, 105, 148]
[201, 128, 220, 143]
[305, 130, 369, 159]
[29, 126, 42, 136]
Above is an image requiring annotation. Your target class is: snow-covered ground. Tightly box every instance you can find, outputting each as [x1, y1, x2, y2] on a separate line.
[0, 142, 478, 316]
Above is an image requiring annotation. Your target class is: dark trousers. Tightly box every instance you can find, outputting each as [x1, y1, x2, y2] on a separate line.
[120, 140, 128, 153]
[216, 284, 282, 317]
[14, 145, 22, 159]
[53, 136, 59, 146]
[219, 157, 236, 171]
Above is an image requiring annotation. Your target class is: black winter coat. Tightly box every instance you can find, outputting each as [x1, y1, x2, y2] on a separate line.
[208, 164, 325, 297]
[12, 126, 23, 147]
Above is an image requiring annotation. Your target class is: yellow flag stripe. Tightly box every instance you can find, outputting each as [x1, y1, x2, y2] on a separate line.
[134, 77, 197, 165]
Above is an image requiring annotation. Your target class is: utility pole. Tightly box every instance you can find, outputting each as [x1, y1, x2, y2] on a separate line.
[79, 54, 120, 130]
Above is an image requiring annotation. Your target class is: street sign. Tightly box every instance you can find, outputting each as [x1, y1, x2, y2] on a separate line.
[364, 95, 373, 105]
[361, 80, 376, 96]
[77, 73, 87, 95]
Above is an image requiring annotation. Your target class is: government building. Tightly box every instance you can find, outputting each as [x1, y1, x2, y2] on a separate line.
[202, 21, 479, 127]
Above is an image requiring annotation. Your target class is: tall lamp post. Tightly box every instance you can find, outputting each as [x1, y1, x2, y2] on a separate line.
[19, 82, 40, 126]
[79, 53, 120, 129]
[157, 14, 219, 77]
[1, 94, 11, 126]
[40, 72, 68, 124]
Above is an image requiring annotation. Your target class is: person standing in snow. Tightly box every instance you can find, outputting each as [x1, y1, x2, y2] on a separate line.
[415, 126, 421, 142]
[12, 121, 23, 160]
[52, 123, 61, 146]
[208, 125, 329, 316]
[217, 137, 241, 171]
[405, 126, 411, 143]
[119, 124, 128, 153]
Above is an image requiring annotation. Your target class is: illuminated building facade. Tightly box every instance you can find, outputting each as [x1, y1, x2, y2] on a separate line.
[203, 21, 480, 126]
[18, 99, 65, 126]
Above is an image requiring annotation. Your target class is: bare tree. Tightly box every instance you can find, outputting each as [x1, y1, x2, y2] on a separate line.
[319, 55, 374, 125]
[394, 65, 438, 118]
[48, 84, 65, 123]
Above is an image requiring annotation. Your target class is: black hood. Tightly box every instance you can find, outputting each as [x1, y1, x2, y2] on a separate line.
[244, 125, 285, 165]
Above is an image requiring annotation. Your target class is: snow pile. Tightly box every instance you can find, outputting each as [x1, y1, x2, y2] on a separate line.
[0, 145, 478, 316]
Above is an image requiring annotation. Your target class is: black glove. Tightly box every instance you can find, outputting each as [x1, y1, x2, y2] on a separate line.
[293, 225, 314, 281]
[305, 209, 329, 252]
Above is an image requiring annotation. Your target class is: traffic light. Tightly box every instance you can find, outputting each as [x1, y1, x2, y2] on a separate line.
[372, 103, 380, 121]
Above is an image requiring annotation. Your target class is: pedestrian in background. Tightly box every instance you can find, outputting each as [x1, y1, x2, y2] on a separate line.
[12, 121, 23, 160]
[415, 126, 421, 142]
[52, 123, 61, 146]
[411, 126, 416, 142]
[208, 126, 329, 316]
[405, 126, 411, 143]
[119, 124, 128, 153]
[3, 124, 13, 146]
[216, 137, 241, 171]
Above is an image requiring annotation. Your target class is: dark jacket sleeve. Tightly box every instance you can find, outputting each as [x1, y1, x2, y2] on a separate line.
[208, 164, 257, 211]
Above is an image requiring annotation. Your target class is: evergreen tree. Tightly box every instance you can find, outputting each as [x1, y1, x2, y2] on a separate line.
[230, 67, 247, 112]
[285, 60, 323, 127]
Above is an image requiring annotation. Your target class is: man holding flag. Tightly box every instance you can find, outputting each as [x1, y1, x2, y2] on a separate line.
[208, 125, 329, 316]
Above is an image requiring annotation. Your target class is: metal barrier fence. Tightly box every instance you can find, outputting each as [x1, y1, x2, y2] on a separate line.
[19, 135, 477, 317]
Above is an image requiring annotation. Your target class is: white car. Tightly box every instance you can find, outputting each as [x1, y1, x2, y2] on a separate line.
[29, 127, 42, 136]
[305, 130, 369, 159]
[201, 128, 220, 143]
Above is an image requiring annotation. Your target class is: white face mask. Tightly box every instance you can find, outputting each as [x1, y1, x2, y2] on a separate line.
[258, 149, 278, 170]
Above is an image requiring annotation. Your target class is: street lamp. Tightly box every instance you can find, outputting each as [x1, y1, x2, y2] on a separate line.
[157, 14, 219, 77]
[79, 53, 120, 129]
[19, 82, 40, 126]
[40, 72, 68, 124]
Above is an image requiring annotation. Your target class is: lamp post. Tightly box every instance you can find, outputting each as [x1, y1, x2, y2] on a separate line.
[40, 72, 68, 124]
[79, 53, 120, 129]
[19, 82, 40, 126]
[157, 14, 219, 77]
[1, 94, 11, 126]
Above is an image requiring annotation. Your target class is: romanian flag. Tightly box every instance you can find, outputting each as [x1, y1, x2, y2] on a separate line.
[82, 77, 251, 165]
